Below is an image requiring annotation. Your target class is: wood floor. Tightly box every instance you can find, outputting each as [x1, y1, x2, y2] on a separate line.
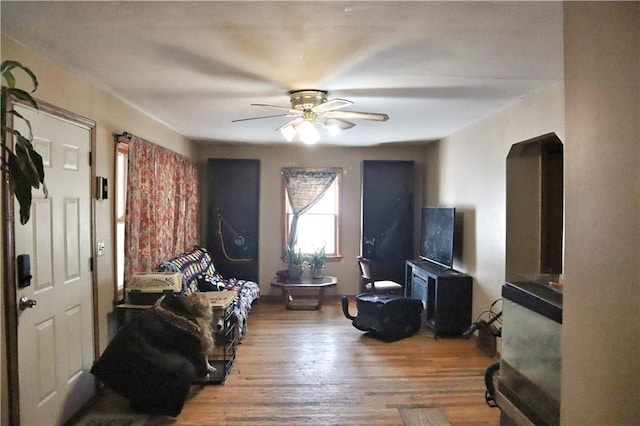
[80, 298, 500, 426]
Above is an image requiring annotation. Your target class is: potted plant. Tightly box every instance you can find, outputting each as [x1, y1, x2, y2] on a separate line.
[284, 244, 304, 279]
[307, 244, 326, 278]
[1, 60, 47, 225]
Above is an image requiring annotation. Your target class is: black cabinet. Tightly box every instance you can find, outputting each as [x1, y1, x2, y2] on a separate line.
[405, 260, 472, 338]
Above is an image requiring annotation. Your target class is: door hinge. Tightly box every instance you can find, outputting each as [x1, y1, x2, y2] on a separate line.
[89, 151, 93, 166]
[89, 257, 94, 272]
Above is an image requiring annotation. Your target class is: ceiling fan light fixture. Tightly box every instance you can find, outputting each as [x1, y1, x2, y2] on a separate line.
[324, 121, 341, 136]
[290, 90, 328, 110]
[235, 89, 388, 145]
[280, 124, 296, 142]
[297, 120, 320, 144]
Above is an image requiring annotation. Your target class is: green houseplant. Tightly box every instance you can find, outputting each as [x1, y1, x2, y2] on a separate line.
[284, 244, 304, 279]
[1, 60, 47, 224]
[306, 244, 326, 278]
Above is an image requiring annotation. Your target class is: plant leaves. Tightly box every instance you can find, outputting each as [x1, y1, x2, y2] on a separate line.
[2, 59, 42, 224]
[1, 60, 23, 76]
[30, 147, 46, 193]
[7, 153, 33, 224]
[15, 143, 41, 189]
[1, 60, 38, 92]
[3, 71, 16, 89]
[11, 129, 33, 151]
[9, 108, 34, 141]
[5, 88, 38, 110]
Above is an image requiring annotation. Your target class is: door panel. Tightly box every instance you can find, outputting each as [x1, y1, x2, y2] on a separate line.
[14, 104, 94, 425]
[205, 159, 260, 282]
[361, 160, 415, 285]
[34, 317, 56, 402]
[33, 198, 54, 291]
[64, 198, 81, 280]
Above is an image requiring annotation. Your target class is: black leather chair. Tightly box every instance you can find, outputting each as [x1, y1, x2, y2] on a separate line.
[357, 256, 404, 294]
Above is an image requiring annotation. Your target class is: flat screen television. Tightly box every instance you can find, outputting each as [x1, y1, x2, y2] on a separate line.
[420, 207, 455, 269]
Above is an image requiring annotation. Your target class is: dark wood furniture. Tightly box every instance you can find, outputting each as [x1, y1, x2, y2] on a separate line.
[405, 260, 472, 338]
[357, 256, 403, 294]
[270, 276, 337, 310]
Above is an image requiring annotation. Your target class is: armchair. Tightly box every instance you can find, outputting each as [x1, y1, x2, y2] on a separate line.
[357, 256, 404, 294]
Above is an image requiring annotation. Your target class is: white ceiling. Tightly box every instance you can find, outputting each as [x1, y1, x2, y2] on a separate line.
[1, 1, 564, 147]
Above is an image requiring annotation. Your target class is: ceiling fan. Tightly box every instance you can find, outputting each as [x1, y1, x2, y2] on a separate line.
[232, 90, 389, 144]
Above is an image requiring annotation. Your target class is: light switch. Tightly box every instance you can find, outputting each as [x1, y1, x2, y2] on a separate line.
[97, 240, 105, 257]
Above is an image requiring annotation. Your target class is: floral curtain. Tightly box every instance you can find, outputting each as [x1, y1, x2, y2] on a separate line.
[124, 135, 199, 282]
[282, 167, 340, 248]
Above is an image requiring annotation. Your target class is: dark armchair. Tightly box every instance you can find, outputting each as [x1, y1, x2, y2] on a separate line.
[357, 256, 404, 294]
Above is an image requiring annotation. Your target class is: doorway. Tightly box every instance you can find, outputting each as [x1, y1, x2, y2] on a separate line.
[361, 160, 415, 284]
[3, 100, 97, 425]
[204, 159, 260, 282]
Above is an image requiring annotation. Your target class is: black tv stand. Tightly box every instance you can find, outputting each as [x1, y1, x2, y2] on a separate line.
[405, 260, 472, 338]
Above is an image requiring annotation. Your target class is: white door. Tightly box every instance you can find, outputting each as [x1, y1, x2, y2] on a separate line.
[13, 104, 95, 426]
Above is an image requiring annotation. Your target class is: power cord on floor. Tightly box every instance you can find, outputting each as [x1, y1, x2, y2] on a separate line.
[463, 298, 502, 339]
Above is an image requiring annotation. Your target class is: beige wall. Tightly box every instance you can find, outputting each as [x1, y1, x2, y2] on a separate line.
[424, 3, 640, 423]
[563, 3, 639, 423]
[422, 84, 564, 318]
[1, 35, 194, 421]
[195, 143, 423, 296]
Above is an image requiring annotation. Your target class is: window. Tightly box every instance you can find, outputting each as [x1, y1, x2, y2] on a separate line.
[114, 138, 129, 300]
[114, 132, 200, 301]
[282, 168, 341, 257]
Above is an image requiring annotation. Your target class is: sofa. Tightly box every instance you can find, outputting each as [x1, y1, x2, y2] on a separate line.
[91, 247, 259, 416]
[158, 245, 260, 340]
[92, 294, 207, 416]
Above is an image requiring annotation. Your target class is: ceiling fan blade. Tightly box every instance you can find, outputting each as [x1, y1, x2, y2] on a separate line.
[313, 98, 352, 113]
[325, 118, 356, 130]
[231, 113, 291, 123]
[324, 110, 389, 122]
[251, 103, 299, 114]
[275, 117, 304, 132]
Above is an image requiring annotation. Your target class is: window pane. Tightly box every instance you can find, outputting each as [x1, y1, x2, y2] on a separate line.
[306, 183, 336, 214]
[286, 179, 337, 214]
[288, 214, 336, 254]
[116, 151, 127, 219]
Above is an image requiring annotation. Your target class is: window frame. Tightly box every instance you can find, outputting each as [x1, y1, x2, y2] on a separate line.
[281, 168, 342, 260]
[114, 138, 129, 301]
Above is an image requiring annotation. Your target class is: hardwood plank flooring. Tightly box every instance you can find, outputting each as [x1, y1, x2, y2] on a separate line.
[79, 298, 500, 425]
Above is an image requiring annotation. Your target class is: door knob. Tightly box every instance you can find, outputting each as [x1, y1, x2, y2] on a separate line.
[19, 297, 37, 310]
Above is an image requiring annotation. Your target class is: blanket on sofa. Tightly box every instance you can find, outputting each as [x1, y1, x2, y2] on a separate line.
[158, 246, 260, 340]
[91, 294, 209, 416]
